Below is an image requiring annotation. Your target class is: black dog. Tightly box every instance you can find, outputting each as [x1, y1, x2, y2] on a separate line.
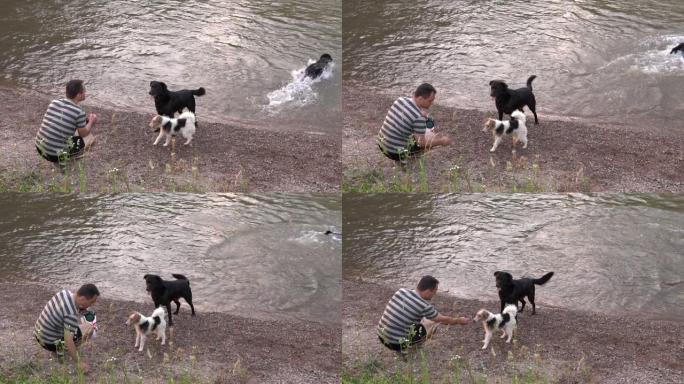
[670, 43, 684, 55]
[304, 54, 333, 79]
[143, 274, 196, 326]
[149, 81, 205, 119]
[494, 271, 554, 315]
[489, 75, 539, 124]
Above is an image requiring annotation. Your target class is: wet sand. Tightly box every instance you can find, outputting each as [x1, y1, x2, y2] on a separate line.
[343, 87, 684, 192]
[0, 86, 340, 192]
[343, 279, 684, 383]
[0, 282, 340, 383]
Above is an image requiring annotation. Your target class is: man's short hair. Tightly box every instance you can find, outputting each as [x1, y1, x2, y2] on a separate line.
[76, 283, 100, 299]
[414, 83, 436, 99]
[417, 275, 439, 291]
[66, 80, 84, 99]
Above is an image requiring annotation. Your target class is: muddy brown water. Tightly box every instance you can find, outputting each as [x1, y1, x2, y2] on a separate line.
[0, 0, 342, 135]
[342, 193, 684, 321]
[343, 0, 684, 130]
[0, 193, 342, 323]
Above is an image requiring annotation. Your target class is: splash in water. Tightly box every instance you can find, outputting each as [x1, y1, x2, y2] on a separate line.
[633, 35, 684, 74]
[600, 35, 684, 75]
[265, 59, 335, 111]
[292, 228, 342, 246]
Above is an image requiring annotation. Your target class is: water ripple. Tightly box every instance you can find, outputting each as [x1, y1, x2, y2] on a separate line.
[0, 193, 341, 323]
[343, 193, 684, 320]
[0, 0, 342, 134]
[343, 0, 684, 128]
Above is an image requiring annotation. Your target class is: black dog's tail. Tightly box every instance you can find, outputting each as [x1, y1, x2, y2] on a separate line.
[526, 75, 537, 90]
[533, 272, 553, 285]
[172, 274, 189, 282]
[192, 87, 206, 96]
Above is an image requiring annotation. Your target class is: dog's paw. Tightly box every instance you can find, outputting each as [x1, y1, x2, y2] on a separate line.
[490, 148, 496, 152]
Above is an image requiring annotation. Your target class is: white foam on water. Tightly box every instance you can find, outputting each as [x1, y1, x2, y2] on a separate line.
[265, 59, 335, 112]
[291, 229, 341, 246]
[625, 35, 684, 74]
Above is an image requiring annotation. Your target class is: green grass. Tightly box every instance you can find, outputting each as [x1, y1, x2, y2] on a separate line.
[0, 362, 206, 384]
[0, 338, 255, 384]
[342, 345, 593, 384]
[0, 146, 212, 193]
[343, 153, 592, 193]
[0, 349, 215, 384]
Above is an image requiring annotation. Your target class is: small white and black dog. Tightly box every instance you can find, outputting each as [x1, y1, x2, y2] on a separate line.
[149, 108, 196, 146]
[482, 109, 528, 152]
[474, 304, 518, 350]
[125, 306, 167, 352]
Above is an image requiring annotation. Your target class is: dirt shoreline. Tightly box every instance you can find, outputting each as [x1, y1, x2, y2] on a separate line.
[0, 282, 340, 383]
[342, 279, 684, 383]
[343, 87, 684, 192]
[0, 86, 340, 192]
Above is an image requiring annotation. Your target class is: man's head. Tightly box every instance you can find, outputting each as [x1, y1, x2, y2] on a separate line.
[66, 79, 86, 102]
[414, 83, 436, 110]
[75, 283, 99, 311]
[416, 275, 439, 300]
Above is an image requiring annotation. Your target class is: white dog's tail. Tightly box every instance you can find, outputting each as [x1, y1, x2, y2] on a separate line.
[179, 109, 196, 123]
[511, 110, 526, 123]
[152, 306, 167, 320]
[503, 304, 518, 317]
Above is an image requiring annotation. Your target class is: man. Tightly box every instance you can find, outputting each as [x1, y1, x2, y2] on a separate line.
[34, 284, 99, 374]
[35, 79, 97, 164]
[377, 276, 471, 354]
[377, 83, 453, 162]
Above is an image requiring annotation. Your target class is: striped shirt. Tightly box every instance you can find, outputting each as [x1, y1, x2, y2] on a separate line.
[34, 290, 81, 345]
[35, 99, 87, 157]
[377, 288, 439, 344]
[376, 96, 428, 155]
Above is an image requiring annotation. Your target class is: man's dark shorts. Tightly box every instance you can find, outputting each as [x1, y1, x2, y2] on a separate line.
[378, 143, 423, 162]
[36, 136, 85, 163]
[379, 322, 428, 352]
[35, 328, 83, 353]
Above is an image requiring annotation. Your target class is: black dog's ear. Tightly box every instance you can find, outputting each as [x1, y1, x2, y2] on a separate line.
[494, 271, 501, 276]
[160, 82, 168, 91]
[143, 274, 149, 280]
